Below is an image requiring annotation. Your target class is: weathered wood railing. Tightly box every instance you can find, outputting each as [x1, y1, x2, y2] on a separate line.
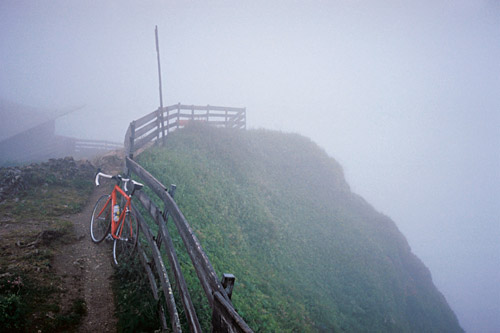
[0, 135, 123, 164]
[73, 139, 123, 155]
[125, 103, 246, 158]
[122, 104, 252, 332]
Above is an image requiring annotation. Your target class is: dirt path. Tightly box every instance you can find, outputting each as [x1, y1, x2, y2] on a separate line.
[52, 185, 117, 332]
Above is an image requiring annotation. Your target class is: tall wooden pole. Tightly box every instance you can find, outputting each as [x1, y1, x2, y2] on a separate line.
[155, 26, 166, 143]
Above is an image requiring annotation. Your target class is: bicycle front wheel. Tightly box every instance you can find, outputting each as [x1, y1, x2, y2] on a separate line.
[90, 194, 111, 243]
[112, 211, 139, 265]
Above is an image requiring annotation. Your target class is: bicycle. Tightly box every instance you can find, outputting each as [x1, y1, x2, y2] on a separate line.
[90, 171, 143, 265]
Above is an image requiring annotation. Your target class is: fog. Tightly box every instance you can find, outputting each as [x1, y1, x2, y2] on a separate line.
[1, 1, 499, 331]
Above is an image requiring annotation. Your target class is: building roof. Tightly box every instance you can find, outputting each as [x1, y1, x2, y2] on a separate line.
[0, 99, 81, 142]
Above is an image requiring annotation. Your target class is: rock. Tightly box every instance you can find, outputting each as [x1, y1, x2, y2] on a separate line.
[0, 157, 95, 203]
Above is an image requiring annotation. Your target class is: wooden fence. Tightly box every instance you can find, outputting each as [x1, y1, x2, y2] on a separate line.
[73, 139, 123, 156]
[122, 104, 252, 332]
[125, 104, 246, 158]
[0, 134, 123, 165]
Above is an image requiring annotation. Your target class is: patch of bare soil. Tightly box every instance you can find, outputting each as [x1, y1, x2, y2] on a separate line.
[50, 151, 127, 333]
[52, 184, 117, 332]
[0, 153, 125, 332]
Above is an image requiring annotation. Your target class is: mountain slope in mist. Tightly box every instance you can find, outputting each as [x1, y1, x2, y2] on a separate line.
[137, 124, 462, 332]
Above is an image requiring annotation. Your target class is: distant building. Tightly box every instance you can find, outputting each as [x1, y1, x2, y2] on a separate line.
[0, 100, 121, 165]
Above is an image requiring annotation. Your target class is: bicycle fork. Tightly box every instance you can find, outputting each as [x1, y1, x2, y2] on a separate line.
[117, 208, 133, 242]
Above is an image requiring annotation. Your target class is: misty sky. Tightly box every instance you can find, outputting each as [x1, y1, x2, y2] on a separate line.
[1, 1, 499, 332]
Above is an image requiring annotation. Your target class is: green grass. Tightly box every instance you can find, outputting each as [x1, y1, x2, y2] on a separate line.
[113, 258, 162, 333]
[0, 158, 94, 332]
[133, 124, 463, 332]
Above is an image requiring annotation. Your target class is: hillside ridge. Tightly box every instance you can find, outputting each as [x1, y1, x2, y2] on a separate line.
[136, 124, 463, 332]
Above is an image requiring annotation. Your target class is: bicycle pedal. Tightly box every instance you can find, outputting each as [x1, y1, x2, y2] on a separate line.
[105, 234, 113, 242]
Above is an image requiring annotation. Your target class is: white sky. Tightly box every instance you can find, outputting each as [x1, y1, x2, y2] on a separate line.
[1, 1, 499, 331]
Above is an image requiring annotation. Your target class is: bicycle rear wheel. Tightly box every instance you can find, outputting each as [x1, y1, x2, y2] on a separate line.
[90, 194, 111, 243]
[112, 211, 139, 265]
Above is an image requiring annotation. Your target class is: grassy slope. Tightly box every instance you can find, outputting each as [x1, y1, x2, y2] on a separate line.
[137, 124, 462, 332]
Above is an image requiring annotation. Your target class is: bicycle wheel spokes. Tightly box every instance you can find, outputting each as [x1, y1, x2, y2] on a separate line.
[90, 194, 111, 243]
[112, 212, 138, 265]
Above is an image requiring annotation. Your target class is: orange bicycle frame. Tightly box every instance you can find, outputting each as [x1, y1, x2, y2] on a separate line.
[96, 184, 132, 240]
[111, 184, 132, 239]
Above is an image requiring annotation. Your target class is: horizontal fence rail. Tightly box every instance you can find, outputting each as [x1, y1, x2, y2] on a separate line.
[0, 135, 123, 165]
[125, 103, 246, 158]
[134, 190, 201, 333]
[121, 103, 252, 332]
[74, 139, 123, 152]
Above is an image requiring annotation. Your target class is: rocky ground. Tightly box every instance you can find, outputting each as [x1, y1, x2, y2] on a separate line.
[0, 153, 124, 332]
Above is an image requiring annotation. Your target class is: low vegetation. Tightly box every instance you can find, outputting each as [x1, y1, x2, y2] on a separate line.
[113, 258, 162, 332]
[0, 158, 94, 332]
[0, 128, 463, 332]
[133, 124, 463, 332]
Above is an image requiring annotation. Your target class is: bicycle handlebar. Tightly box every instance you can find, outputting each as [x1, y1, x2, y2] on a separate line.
[95, 172, 143, 193]
[94, 172, 113, 186]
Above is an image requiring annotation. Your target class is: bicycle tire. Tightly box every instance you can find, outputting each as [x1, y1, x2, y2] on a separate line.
[112, 211, 139, 265]
[90, 194, 111, 243]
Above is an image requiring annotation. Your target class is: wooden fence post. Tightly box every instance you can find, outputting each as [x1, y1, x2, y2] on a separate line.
[166, 106, 170, 135]
[133, 204, 182, 332]
[158, 107, 166, 145]
[156, 108, 161, 145]
[177, 105, 181, 129]
[135, 190, 202, 333]
[221, 273, 235, 300]
[243, 108, 246, 129]
[129, 121, 136, 159]
[137, 242, 169, 331]
[157, 184, 176, 250]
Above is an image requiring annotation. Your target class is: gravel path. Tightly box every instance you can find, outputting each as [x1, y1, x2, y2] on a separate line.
[52, 185, 117, 332]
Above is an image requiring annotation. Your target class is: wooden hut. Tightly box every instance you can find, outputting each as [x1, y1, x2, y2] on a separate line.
[0, 99, 77, 165]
